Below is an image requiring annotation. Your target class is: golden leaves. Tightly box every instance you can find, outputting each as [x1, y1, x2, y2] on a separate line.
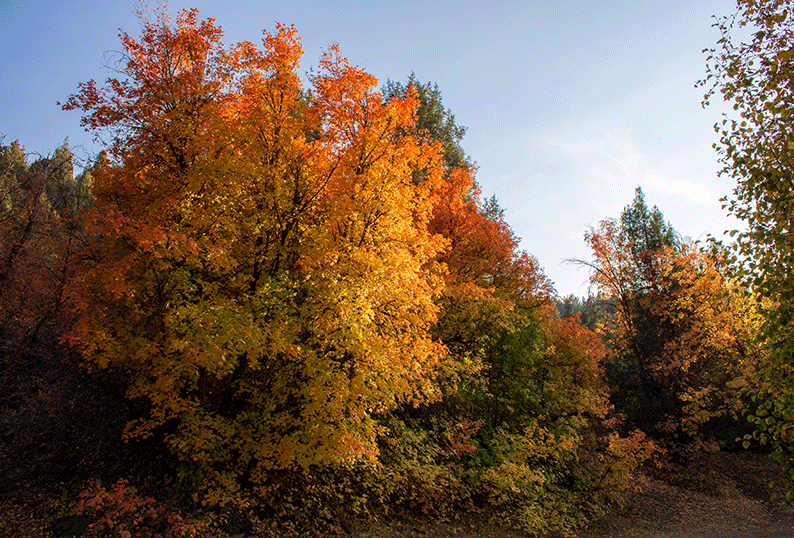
[64, 6, 458, 495]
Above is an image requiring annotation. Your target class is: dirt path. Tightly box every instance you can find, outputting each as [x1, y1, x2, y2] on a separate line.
[580, 480, 794, 538]
[580, 452, 794, 538]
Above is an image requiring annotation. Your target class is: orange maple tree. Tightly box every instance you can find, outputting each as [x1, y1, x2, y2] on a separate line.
[63, 8, 448, 501]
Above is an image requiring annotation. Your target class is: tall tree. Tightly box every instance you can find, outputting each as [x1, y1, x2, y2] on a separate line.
[63, 8, 449, 501]
[382, 74, 470, 171]
[620, 187, 679, 291]
[583, 190, 756, 455]
[703, 0, 794, 490]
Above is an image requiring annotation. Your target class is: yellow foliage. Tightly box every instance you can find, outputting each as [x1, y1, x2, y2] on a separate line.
[64, 9, 451, 502]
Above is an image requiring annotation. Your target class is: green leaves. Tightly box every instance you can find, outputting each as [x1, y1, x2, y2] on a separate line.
[704, 0, 794, 498]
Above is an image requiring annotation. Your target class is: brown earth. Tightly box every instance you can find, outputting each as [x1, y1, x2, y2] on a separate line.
[576, 451, 794, 538]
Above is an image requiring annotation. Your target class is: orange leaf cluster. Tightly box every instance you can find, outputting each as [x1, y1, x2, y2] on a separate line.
[63, 8, 450, 498]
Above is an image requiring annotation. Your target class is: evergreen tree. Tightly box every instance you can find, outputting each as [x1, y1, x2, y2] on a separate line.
[620, 187, 679, 292]
[382, 74, 470, 171]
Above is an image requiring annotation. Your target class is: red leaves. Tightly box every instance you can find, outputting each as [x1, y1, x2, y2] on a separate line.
[430, 166, 553, 308]
[77, 479, 199, 538]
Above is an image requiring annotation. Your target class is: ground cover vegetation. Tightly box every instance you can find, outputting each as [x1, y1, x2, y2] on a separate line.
[0, 1, 790, 536]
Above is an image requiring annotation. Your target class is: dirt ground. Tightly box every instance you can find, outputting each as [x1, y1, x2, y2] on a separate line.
[576, 451, 794, 538]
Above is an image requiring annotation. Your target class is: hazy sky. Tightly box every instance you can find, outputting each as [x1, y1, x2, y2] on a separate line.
[0, 0, 742, 296]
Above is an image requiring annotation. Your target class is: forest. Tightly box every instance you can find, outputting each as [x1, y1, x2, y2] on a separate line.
[2, 1, 794, 537]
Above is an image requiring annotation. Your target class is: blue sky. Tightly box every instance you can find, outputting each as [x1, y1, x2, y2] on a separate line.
[0, 0, 741, 296]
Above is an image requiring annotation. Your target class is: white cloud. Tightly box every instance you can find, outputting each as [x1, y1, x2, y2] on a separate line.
[474, 48, 739, 296]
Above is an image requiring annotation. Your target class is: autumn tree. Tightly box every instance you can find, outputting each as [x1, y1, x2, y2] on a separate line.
[702, 0, 794, 494]
[0, 140, 85, 357]
[63, 8, 449, 503]
[583, 189, 758, 456]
